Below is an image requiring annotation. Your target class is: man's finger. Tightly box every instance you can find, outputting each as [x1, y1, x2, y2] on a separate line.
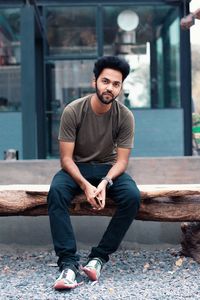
[89, 197, 101, 209]
[94, 196, 103, 207]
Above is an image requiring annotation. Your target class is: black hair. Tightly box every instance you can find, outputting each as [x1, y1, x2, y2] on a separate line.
[93, 56, 130, 82]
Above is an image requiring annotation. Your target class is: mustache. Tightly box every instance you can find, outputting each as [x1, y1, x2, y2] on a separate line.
[102, 91, 114, 97]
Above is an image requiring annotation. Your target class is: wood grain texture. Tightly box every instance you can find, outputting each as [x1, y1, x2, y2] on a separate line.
[0, 184, 200, 221]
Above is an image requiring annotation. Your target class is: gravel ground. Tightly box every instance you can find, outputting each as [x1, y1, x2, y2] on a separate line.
[0, 244, 200, 300]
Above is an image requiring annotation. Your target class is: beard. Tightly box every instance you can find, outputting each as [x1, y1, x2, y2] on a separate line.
[95, 84, 118, 105]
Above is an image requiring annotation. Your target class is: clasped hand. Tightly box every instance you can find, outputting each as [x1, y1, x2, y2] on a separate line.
[84, 181, 107, 210]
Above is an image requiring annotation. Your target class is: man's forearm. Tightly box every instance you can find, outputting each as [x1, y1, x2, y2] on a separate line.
[106, 160, 128, 181]
[194, 8, 200, 20]
[60, 157, 88, 190]
[180, 8, 200, 30]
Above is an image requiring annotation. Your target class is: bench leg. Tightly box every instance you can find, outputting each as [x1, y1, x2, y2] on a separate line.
[180, 222, 200, 263]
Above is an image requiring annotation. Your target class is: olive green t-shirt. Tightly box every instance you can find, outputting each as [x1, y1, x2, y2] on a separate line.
[58, 95, 135, 164]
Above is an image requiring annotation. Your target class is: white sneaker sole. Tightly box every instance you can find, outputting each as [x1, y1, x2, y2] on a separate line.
[81, 266, 98, 281]
[54, 279, 83, 290]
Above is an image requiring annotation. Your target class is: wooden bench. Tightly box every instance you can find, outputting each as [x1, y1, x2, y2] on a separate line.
[1, 184, 200, 221]
[1, 183, 200, 262]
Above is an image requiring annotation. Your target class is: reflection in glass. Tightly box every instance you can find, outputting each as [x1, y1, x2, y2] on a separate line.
[103, 5, 180, 109]
[0, 8, 21, 111]
[123, 48, 150, 108]
[117, 10, 139, 31]
[156, 37, 164, 108]
[46, 60, 95, 157]
[168, 18, 180, 108]
[46, 7, 97, 56]
[103, 6, 150, 108]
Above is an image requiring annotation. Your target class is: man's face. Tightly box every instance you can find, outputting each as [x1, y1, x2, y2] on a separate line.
[94, 68, 123, 105]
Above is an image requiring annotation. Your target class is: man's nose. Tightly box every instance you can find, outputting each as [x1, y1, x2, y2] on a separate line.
[106, 83, 113, 91]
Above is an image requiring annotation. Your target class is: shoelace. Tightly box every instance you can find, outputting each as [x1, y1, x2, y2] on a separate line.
[57, 269, 76, 284]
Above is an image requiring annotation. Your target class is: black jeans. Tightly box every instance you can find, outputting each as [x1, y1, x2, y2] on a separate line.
[47, 163, 140, 269]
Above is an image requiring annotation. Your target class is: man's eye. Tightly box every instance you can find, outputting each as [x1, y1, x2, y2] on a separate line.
[114, 83, 120, 88]
[102, 79, 108, 84]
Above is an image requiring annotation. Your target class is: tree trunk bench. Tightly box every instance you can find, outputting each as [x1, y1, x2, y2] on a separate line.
[0, 184, 200, 221]
[1, 184, 200, 263]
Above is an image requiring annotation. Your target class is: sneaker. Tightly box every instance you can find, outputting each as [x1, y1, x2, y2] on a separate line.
[54, 266, 83, 290]
[81, 258, 104, 281]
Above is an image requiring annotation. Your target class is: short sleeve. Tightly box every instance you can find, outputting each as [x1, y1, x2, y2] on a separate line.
[58, 106, 77, 141]
[116, 110, 135, 148]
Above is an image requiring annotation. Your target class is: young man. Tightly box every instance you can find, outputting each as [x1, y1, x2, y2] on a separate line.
[47, 56, 140, 290]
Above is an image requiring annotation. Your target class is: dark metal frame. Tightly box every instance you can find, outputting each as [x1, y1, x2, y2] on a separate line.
[179, 0, 192, 155]
[21, 4, 46, 158]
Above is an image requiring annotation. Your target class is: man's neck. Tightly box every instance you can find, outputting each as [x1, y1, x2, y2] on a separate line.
[90, 94, 112, 115]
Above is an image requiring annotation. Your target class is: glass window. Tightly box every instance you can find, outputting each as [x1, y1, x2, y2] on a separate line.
[156, 37, 164, 108]
[168, 18, 180, 108]
[103, 6, 151, 108]
[0, 8, 21, 111]
[46, 7, 97, 56]
[190, 2, 200, 114]
[45, 60, 95, 157]
[102, 5, 180, 109]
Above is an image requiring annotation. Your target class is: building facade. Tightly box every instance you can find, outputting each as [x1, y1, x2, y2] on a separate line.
[0, 0, 192, 159]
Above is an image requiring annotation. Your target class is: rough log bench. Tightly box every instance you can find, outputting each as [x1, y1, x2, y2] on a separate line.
[1, 184, 200, 262]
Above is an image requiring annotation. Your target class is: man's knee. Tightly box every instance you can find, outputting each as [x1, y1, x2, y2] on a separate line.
[121, 186, 141, 211]
[47, 184, 71, 210]
[48, 170, 78, 208]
